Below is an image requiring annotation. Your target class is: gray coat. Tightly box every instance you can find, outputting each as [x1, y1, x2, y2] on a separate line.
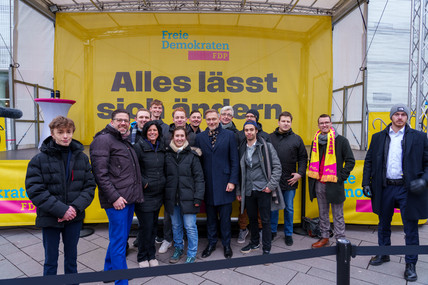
[236, 137, 284, 213]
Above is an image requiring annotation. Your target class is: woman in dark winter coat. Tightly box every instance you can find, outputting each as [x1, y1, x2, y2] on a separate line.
[133, 121, 166, 268]
[165, 127, 205, 264]
[25, 116, 95, 277]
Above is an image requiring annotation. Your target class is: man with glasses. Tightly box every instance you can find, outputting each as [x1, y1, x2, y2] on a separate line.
[220, 106, 239, 134]
[307, 114, 355, 249]
[238, 109, 270, 144]
[90, 109, 144, 285]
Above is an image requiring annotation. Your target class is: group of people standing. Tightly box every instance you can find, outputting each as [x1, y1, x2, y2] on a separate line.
[24, 100, 428, 284]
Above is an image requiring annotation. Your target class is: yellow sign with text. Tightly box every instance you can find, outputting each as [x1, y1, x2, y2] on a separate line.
[0, 159, 411, 226]
[54, 13, 333, 145]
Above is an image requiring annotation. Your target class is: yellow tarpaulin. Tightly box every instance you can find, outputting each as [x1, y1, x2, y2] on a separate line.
[54, 13, 333, 145]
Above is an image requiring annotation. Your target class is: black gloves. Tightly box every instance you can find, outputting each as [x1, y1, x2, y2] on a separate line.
[363, 186, 372, 198]
[410, 178, 427, 195]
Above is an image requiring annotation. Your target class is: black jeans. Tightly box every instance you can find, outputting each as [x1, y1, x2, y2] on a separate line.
[162, 209, 173, 242]
[246, 190, 271, 251]
[134, 203, 160, 262]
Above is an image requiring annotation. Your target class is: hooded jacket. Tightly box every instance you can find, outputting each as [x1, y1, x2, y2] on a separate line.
[90, 124, 144, 209]
[164, 144, 205, 214]
[26, 136, 96, 228]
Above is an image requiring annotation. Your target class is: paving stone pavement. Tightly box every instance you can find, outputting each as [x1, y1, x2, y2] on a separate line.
[1, 223, 428, 284]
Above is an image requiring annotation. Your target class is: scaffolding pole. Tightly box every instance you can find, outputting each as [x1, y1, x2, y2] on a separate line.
[409, 0, 428, 134]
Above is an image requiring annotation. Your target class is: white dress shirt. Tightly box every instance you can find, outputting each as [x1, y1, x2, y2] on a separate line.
[386, 126, 405, 179]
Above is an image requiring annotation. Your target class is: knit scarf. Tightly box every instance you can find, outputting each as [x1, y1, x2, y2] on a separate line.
[308, 128, 337, 182]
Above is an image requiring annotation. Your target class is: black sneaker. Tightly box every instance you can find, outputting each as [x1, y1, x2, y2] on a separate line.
[155, 236, 163, 244]
[240, 243, 260, 254]
[285, 235, 293, 246]
[271, 232, 277, 240]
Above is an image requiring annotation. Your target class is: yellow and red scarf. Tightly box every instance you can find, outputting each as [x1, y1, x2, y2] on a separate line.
[308, 128, 337, 182]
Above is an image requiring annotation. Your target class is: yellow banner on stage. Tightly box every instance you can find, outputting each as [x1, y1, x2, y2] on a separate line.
[54, 13, 333, 145]
[0, 160, 107, 226]
[304, 161, 407, 226]
[0, 159, 411, 226]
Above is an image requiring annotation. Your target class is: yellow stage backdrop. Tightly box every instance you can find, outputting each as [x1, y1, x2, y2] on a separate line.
[2, 13, 405, 226]
[54, 13, 333, 145]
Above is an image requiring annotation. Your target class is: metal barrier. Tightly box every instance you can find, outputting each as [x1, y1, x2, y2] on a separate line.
[1, 240, 428, 285]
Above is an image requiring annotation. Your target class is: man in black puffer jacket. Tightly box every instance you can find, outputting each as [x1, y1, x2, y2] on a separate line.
[26, 116, 96, 278]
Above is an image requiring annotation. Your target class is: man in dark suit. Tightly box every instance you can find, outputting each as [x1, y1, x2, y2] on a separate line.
[362, 104, 428, 282]
[195, 109, 239, 259]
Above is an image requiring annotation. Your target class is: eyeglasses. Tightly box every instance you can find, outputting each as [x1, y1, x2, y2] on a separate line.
[221, 113, 233, 118]
[113, 118, 130, 124]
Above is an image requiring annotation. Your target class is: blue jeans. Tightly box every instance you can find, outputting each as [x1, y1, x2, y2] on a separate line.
[270, 189, 295, 236]
[170, 205, 198, 258]
[105, 204, 135, 285]
[42, 220, 82, 278]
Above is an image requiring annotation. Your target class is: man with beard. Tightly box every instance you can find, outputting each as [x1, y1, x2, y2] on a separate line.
[362, 104, 428, 282]
[90, 109, 144, 285]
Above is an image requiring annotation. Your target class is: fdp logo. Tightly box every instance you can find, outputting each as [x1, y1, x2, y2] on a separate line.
[161, 30, 230, 61]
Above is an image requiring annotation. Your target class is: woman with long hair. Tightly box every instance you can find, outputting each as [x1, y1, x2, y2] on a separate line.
[133, 121, 166, 268]
[165, 126, 205, 264]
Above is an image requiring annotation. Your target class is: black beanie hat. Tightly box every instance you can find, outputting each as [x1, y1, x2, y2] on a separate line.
[246, 109, 260, 122]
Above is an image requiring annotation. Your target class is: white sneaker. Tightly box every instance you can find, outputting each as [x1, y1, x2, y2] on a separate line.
[149, 259, 159, 267]
[138, 260, 149, 268]
[158, 240, 172, 253]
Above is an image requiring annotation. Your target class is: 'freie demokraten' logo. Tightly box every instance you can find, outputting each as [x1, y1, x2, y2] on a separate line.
[162, 30, 229, 61]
